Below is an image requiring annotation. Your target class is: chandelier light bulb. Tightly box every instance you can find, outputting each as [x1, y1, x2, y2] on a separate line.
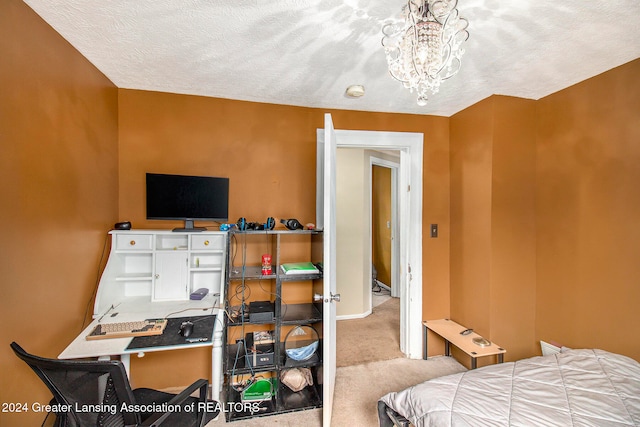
[382, 0, 469, 106]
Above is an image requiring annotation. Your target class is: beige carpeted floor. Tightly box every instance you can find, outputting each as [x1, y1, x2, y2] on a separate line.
[207, 296, 467, 426]
[336, 297, 403, 367]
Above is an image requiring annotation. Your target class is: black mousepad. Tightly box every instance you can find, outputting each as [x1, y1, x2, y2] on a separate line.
[126, 315, 215, 350]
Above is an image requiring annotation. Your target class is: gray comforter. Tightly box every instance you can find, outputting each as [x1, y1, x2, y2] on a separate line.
[379, 348, 640, 426]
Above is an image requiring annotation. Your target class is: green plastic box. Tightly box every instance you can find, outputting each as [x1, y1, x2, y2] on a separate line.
[241, 378, 277, 402]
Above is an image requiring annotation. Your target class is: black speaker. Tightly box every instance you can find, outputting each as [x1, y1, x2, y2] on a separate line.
[280, 218, 303, 230]
[114, 221, 131, 230]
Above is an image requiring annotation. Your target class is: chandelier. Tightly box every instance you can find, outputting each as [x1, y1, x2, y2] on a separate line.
[382, 0, 469, 106]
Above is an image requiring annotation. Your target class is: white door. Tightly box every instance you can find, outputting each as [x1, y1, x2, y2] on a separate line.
[318, 113, 338, 426]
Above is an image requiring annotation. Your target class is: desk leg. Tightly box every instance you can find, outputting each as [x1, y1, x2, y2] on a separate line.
[498, 354, 504, 364]
[423, 324, 428, 360]
[211, 320, 224, 402]
[444, 340, 450, 357]
[471, 358, 477, 369]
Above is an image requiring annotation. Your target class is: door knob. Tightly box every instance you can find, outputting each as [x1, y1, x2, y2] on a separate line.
[314, 293, 341, 303]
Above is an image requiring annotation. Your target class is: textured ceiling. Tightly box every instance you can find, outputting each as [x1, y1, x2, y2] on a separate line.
[24, 0, 640, 117]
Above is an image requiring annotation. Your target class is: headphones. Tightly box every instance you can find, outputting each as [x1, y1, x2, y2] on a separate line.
[236, 217, 247, 231]
[265, 217, 276, 230]
[280, 218, 303, 230]
[236, 217, 276, 231]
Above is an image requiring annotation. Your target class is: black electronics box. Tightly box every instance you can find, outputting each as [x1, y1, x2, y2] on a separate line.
[249, 301, 275, 323]
[245, 344, 275, 368]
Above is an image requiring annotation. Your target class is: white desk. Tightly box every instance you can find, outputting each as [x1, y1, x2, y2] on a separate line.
[59, 295, 225, 400]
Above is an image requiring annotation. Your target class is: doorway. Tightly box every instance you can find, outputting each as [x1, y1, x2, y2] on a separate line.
[371, 155, 400, 303]
[316, 128, 423, 359]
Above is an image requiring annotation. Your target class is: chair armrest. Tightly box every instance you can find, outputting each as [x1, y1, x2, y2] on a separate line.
[141, 379, 209, 426]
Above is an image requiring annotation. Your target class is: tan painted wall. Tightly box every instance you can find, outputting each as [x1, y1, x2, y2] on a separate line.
[535, 59, 640, 359]
[336, 148, 367, 316]
[0, 1, 119, 425]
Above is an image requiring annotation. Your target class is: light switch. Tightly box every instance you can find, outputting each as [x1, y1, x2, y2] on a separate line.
[430, 224, 438, 238]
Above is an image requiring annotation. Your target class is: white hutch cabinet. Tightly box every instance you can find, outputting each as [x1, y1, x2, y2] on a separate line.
[95, 230, 226, 315]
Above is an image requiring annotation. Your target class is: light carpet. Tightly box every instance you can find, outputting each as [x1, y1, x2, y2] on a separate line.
[336, 297, 403, 367]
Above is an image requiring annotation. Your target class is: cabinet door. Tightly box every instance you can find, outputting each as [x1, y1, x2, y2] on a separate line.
[154, 252, 189, 301]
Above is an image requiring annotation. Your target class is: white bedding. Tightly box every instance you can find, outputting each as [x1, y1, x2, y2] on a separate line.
[380, 348, 640, 426]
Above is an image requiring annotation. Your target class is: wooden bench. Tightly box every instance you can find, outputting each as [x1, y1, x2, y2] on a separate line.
[423, 319, 505, 369]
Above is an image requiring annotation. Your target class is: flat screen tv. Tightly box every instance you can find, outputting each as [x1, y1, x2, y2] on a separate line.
[146, 173, 229, 232]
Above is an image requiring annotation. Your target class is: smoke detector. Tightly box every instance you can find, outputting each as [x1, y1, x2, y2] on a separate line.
[345, 85, 365, 98]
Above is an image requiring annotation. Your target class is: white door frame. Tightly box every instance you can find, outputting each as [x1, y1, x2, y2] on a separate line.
[317, 129, 423, 358]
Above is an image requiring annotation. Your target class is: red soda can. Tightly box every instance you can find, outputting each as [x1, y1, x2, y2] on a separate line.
[262, 254, 272, 275]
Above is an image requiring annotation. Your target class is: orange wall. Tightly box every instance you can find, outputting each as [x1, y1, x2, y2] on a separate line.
[490, 97, 537, 361]
[117, 91, 452, 386]
[535, 59, 640, 359]
[372, 165, 392, 286]
[450, 98, 494, 343]
[450, 60, 640, 363]
[0, 1, 119, 426]
[450, 96, 538, 365]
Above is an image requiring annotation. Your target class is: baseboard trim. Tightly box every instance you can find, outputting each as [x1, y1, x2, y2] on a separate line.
[374, 280, 391, 292]
[337, 308, 373, 321]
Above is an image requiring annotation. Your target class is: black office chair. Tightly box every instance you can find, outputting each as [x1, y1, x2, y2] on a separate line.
[10, 342, 218, 427]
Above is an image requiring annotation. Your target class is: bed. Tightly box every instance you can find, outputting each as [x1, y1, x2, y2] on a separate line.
[378, 348, 640, 426]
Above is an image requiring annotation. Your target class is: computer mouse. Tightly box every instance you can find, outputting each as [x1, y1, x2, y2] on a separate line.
[179, 321, 194, 338]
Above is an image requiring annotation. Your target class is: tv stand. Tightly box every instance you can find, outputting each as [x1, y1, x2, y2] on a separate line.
[173, 219, 206, 232]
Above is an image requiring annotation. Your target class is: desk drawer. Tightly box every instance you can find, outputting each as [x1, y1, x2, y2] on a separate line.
[192, 234, 225, 251]
[115, 234, 153, 251]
